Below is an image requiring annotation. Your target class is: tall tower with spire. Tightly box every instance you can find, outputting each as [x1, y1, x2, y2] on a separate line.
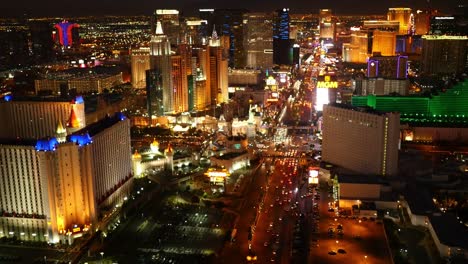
[209, 25, 220, 47]
[208, 25, 229, 105]
[56, 120, 67, 143]
[150, 21, 173, 114]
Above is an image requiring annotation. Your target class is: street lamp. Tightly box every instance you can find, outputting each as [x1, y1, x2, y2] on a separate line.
[100, 252, 104, 264]
[364, 255, 368, 264]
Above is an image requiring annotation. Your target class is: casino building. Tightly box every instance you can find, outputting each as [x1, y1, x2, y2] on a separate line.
[0, 95, 132, 244]
[352, 81, 468, 144]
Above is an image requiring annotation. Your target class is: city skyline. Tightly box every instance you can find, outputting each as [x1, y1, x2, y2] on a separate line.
[0, 0, 467, 263]
[3, 0, 464, 17]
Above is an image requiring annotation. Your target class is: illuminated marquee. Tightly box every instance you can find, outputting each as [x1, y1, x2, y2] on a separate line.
[316, 81, 338, 88]
[316, 76, 338, 89]
[206, 168, 230, 184]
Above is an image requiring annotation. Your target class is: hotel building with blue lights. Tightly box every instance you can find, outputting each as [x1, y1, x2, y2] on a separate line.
[0, 95, 132, 244]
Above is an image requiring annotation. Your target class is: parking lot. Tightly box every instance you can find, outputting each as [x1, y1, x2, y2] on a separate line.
[308, 185, 393, 264]
[88, 192, 229, 263]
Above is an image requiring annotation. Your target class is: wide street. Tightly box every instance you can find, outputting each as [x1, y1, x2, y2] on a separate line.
[220, 159, 270, 263]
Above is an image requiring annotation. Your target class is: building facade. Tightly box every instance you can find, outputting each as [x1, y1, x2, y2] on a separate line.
[0, 96, 86, 139]
[0, 113, 132, 243]
[35, 73, 123, 94]
[243, 12, 274, 69]
[150, 21, 174, 113]
[130, 47, 151, 89]
[371, 30, 396, 56]
[322, 104, 400, 177]
[171, 55, 189, 113]
[387, 8, 411, 35]
[421, 35, 467, 75]
[354, 78, 409, 96]
[208, 31, 229, 105]
[273, 8, 293, 65]
[367, 55, 408, 79]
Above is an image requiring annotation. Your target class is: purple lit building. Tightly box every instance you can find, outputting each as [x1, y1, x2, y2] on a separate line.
[367, 54, 408, 79]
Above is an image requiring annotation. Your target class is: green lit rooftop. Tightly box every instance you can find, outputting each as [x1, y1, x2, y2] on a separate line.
[352, 81, 468, 125]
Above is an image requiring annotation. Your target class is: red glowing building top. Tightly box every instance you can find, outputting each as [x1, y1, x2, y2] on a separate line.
[53, 20, 79, 47]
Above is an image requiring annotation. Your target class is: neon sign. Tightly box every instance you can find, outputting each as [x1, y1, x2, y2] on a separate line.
[316, 81, 338, 89]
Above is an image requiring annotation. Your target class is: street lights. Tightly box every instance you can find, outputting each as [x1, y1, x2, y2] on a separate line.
[100, 252, 104, 264]
[364, 255, 368, 264]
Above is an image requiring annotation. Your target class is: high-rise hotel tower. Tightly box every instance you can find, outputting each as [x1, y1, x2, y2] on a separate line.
[149, 21, 173, 113]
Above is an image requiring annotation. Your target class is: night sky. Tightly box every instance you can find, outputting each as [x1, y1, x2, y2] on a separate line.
[3, 0, 463, 17]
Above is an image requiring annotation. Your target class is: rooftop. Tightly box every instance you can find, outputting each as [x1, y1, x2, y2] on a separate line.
[337, 173, 388, 185]
[72, 112, 126, 138]
[429, 213, 468, 249]
[0, 138, 37, 147]
[2, 95, 84, 104]
[213, 151, 248, 160]
[403, 185, 437, 216]
[327, 102, 392, 116]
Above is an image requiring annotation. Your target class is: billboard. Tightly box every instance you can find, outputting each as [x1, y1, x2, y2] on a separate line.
[315, 87, 329, 111]
[308, 167, 319, 185]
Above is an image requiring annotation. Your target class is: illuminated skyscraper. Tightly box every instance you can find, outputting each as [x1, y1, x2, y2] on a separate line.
[53, 20, 79, 47]
[414, 10, 430, 35]
[146, 69, 163, 119]
[171, 55, 189, 113]
[319, 9, 332, 24]
[274, 8, 289, 41]
[273, 8, 293, 65]
[343, 29, 396, 63]
[344, 31, 368, 63]
[319, 9, 334, 40]
[183, 18, 207, 45]
[429, 16, 462, 35]
[192, 46, 211, 110]
[387, 8, 412, 35]
[222, 9, 248, 68]
[371, 30, 396, 56]
[421, 35, 468, 75]
[243, 12, 274, 69]
[154, 9, 181, 45]
[208, 29, 229, 104]
[150, 21, 173, 113]
[202, 9, 248, 68]
[130, 47, 151, 89]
